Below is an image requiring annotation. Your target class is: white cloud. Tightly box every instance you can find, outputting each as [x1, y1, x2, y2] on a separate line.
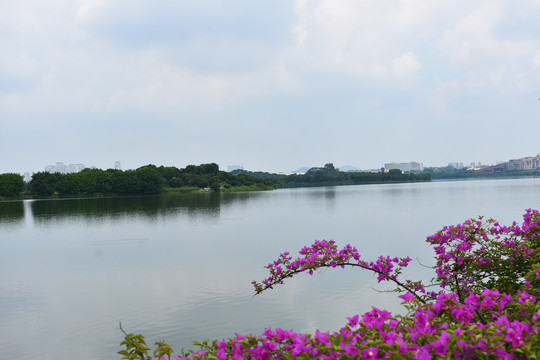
[0, 1, 299, 118]
[391, 51, 422, 76]
[2, 0, 540, 173]
[436, 2, 539, 93]
[287, 0, 447, 79]
[388, 0, 452, 31]
[440, 3, 532, 63]
[534, 50, 540, 68]
[76, 0, 104, 21]
[292, 0, 309, 46]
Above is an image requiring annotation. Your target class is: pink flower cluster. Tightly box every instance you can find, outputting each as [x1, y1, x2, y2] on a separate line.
[136, 209, 540, 359]
[426, 208, 540, 297]
[166, 289, 539, 359]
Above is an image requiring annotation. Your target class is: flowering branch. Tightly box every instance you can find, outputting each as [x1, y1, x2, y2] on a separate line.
[251, 239, 429, 303]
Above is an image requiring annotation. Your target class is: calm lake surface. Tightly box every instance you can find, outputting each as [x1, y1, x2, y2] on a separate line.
[1, 178, 540, 360]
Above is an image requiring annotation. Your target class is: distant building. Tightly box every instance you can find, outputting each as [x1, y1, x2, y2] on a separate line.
[115, 161, 121, 170]
[449, 162, 464, 169]
[384, 161, 424, 172]
[67, 163, 85, 173]
[55, 162, 67, 174]
[475, 154, 540, 174]
[20, 172, 33, 182]
[475, 163, 507, 174]
[507, 155, 540, 171]
[45, 162, 85, 174]
[228, 164, 243, 172]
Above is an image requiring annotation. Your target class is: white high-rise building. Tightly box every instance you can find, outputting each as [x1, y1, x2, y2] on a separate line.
[384, 161, 424, 172]
[115, 161, 121, 170]
[20, 172, 33, 182]
[46, 162, 84, 173]
[67, 163, 85, 173]
[55, 162, 67, 173]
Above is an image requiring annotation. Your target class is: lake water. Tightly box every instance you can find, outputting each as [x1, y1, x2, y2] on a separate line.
[1, 178, 540, 360]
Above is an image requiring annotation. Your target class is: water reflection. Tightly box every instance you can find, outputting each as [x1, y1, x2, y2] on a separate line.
[0, 201, 24, 229]
[24, 193, 262, 226]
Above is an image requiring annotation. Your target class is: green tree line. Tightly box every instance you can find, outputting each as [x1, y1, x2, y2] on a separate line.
[234, 163, 432, 187]
[0, 163, 275, 198]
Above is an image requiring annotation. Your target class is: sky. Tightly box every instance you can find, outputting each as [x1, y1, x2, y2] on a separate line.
[1, 0, 539, 174]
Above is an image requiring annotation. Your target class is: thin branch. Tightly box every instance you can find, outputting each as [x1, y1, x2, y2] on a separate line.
[119, 321, 128, 337]
[256, 262, 428, 304]
[416, 257, 434, 269]
[452, 270, 486, 325]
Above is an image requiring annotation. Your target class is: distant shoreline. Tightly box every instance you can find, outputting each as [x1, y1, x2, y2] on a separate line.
[3, 172, 540, 203]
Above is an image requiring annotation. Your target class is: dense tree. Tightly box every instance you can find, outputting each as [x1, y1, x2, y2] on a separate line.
[0, 173, 25, 197]
[385, 168, 403, 181]
[210, 181, 220, 192]
[182, 163, 220, 176]
[324, 163, 336, 172]
[56, 173, 81, 194]
[111, 169, 140, 194]
[157, 166, 181, 187]
[199, 163, 219, 175]
[30, 172, 60, 196]
[135, 166, 164, 194]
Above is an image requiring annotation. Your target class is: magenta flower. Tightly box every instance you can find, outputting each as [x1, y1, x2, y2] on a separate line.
[431, 330, 450, 356]
[347, 314, 359, 327]
[399, 292, 416, 302]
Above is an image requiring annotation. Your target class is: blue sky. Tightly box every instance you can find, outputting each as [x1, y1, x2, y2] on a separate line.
[1, 0, 539, 173]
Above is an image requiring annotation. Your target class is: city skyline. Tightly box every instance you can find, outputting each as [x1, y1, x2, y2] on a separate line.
[12, 151, 538, 176]
[1, 1, 539, 174]
[8, 154, 528, 176]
